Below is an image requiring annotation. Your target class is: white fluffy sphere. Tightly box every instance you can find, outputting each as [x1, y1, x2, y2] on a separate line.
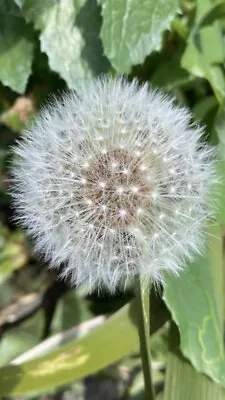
[11, 78, 216, 292]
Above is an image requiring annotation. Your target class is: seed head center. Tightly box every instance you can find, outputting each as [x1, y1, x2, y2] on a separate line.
[78, 149, 150, 227]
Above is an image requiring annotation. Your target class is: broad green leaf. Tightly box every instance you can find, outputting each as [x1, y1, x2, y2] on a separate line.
[165, 353, 225, 400]
[0, 294, 169, 396]
[19, 0, 109, 87]
[163, 229, 225, 387]
[0, 11, 34, 93]
[100, 0, 179, 73]
[164, 325, 225, 400]
[0, 302, 138, 396]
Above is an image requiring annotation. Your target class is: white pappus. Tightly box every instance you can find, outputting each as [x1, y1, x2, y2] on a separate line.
[11, 77, 217, 293]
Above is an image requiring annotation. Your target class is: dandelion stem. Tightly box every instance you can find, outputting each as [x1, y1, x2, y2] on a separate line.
[135, 276, 155, 400]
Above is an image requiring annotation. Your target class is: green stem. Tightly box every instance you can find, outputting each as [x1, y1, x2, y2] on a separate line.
[171, 18, 189, 40]
[135, 276, 155, 400]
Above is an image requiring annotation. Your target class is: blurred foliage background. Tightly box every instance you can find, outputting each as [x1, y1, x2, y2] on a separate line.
[0, 0, 225, 399]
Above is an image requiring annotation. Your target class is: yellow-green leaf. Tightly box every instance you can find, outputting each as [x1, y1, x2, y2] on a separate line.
[0, 290, 169, 396]
[0, 301, 139, 396]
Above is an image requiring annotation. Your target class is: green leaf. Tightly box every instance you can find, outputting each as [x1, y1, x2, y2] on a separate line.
[0, 302, 138, 396]
[192, 96, 218, 136]
[183, 49, 225, 105]
[19, 0, 109, 87]
[214, 109, 225, 225]
[100, 0, 179, 73]
[204, 66, 225, 105]
[193, 2, 225, 32]
[182, 33, 224, 78]
[0, 0, 21, 16]
[151, 55, 190, 89]
[185, 0, 224, 66]
[164, 324, 225, 400]
[207, 226, 224, 322]
[0, 293, 169, 396]
[0, 11, 34, 93]
[192, 96, 217, 122]
[16, 0, 55, 29]
[51, 289, 92, 333]
[215, 107, 225, 160]
[181, 0, 225, 103]
[163, 229, 225, 387]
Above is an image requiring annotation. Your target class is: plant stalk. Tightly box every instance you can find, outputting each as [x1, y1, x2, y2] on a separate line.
[135, 276, 155, 400]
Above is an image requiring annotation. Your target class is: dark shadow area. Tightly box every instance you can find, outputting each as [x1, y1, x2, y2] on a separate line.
[75, 0, 111, 76]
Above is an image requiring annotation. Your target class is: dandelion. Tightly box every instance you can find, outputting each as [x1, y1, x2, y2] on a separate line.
[11, 77, 216, 293]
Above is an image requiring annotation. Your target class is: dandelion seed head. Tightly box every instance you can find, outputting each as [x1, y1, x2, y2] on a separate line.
[11, 77, 217, 293]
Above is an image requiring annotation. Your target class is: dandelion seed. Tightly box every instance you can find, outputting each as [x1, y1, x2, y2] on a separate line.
[11, 77, 217, 293]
